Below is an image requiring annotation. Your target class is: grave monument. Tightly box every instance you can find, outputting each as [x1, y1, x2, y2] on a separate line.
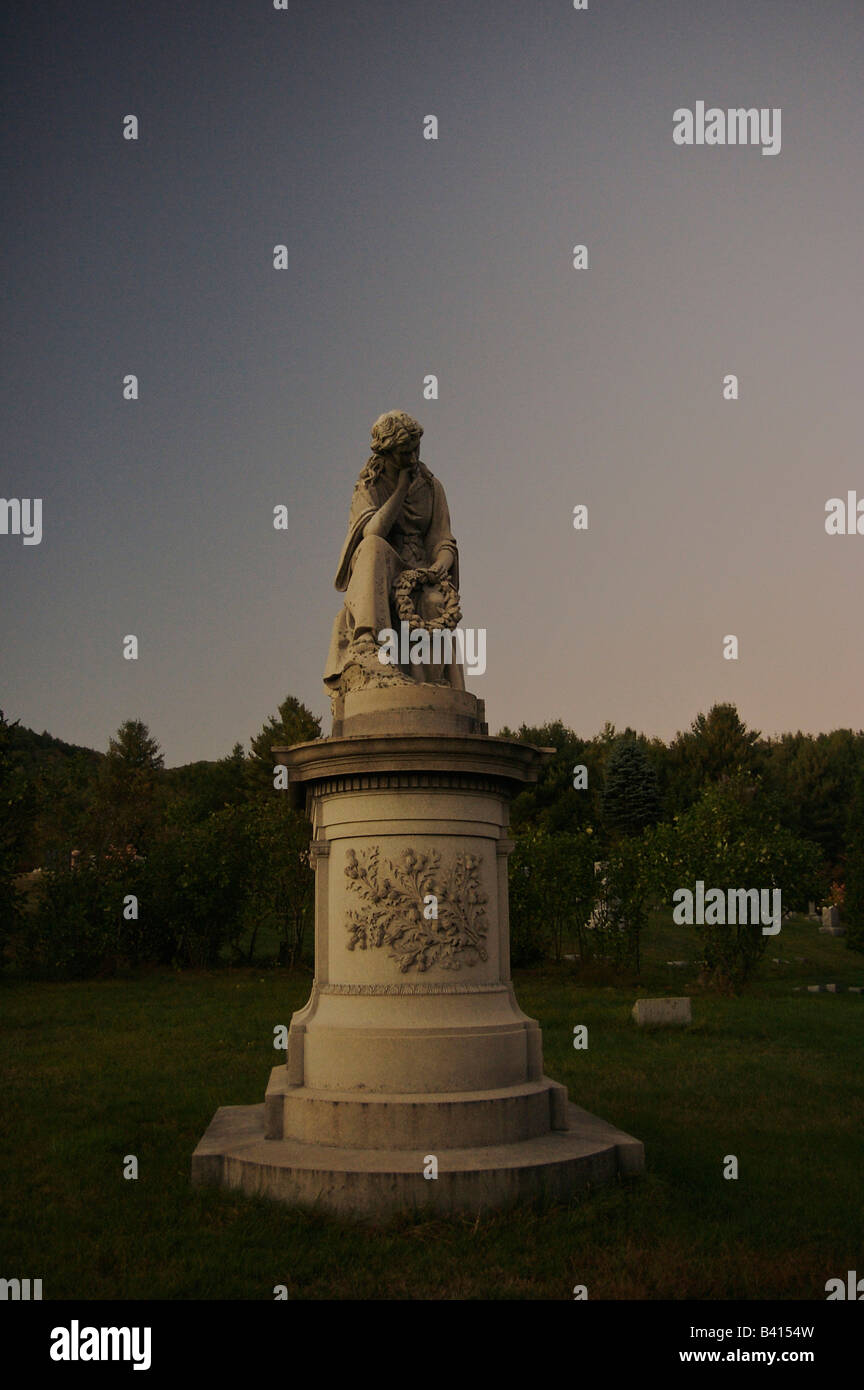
[192, 411, 644, 1216]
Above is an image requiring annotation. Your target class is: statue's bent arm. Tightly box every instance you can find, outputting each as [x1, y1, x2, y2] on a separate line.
[362, 468, 410, 542]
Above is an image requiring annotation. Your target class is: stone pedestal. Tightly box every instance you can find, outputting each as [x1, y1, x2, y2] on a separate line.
[192, 691, 644, 1217]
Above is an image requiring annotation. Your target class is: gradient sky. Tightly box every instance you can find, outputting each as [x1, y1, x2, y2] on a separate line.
[2, 0, 863, 765]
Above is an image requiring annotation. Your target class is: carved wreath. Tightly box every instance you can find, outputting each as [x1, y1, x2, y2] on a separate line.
[344, 846, 487, 972]
[393, 568, 461, 631]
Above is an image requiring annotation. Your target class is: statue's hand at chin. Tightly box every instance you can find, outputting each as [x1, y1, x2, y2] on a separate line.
[394, 460, 417, 491]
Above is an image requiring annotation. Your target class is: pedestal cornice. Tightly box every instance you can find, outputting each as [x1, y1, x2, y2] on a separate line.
[273, 733, 553, 809]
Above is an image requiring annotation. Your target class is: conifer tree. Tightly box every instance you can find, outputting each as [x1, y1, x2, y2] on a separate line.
[602, 737, 661, 839]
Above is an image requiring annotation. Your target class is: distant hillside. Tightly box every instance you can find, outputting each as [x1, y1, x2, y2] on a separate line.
[4, 716, 250, 869]
[5, 722, 104, 870]
[162, 754, 248, 820]
[7, 723, 104, 771]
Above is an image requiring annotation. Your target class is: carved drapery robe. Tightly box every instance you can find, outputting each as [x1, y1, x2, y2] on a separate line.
[324, 462, 460, 690]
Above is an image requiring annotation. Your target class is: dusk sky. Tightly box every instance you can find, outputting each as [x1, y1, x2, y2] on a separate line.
[2, 0, 863, 765]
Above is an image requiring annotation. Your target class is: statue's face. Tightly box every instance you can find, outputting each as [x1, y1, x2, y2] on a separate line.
[418, 583, 445, 622]
[394, 440, 420, 468]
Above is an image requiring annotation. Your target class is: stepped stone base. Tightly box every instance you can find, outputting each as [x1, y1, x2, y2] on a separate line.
[192, 1094, 644, 1219]
[265, 1069, 568, 1148]
[191, 720, 645, 1218]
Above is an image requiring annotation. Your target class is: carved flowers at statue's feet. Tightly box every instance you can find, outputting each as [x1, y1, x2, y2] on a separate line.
[339, 633, 412, 693]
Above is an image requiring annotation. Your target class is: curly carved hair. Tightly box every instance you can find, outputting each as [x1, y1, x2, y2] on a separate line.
[371, 410, 423, 455]
[358, 411, 427, 485]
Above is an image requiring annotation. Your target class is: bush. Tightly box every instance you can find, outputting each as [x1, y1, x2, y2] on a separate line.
[845, 768, 864, 955]
[242, 796, 314, 967]
[22, 852, 147, 978]
[0, 710, 30, 970]
[587, 838, 652, 973]
[645, 773, 824, 989]
[508, 829, 596, 965]
[20, 807, 253, 976]
[144, 807, 251, 967]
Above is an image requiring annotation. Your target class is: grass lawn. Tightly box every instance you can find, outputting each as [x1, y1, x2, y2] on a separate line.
[1, 913, 862, 1300]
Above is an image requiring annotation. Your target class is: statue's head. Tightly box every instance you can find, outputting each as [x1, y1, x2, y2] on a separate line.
[370, 410, 423, 458]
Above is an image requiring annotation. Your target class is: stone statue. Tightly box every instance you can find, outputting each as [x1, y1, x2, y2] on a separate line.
[194, 408, 645, 1218]
[324, 411, 465, 696]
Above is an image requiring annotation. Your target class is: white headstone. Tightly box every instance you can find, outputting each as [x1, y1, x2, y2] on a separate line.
[632, 997, 691, 1027]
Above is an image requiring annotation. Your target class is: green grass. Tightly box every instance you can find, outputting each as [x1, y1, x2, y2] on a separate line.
[1, 914, 862, 1300]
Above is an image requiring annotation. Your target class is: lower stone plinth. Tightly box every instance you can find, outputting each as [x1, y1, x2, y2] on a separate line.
[191, 723, 645, 1217]
[264, 1070, 568, 1148]
[191, 1098, 644, 1219]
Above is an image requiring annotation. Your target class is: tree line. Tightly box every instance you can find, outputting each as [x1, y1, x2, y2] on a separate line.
[2, 700, 863, 986]
[0, 699, 319, 977]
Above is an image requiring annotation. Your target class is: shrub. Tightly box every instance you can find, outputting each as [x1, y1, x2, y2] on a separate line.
[508, 829, 596, 965]
[23, 852, 147, 978]
[645, 773, 824, 988]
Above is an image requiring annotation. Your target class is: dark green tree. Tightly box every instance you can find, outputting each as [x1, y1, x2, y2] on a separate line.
[242, 695, 321, 961]
[94, 719, 164, 853]
[666, 704, 761, 813]
[763, 729, 864, 868]
[246, 696, 321, 794]
[145, 805, 250, 967]
[0, 711, 30, 960]
[844, 765, 864, 955]
[602, 737, 661, 839]
[243, 796, 315, 966]
[163, 743, 247, 823]
[498, 719, 610, 835]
